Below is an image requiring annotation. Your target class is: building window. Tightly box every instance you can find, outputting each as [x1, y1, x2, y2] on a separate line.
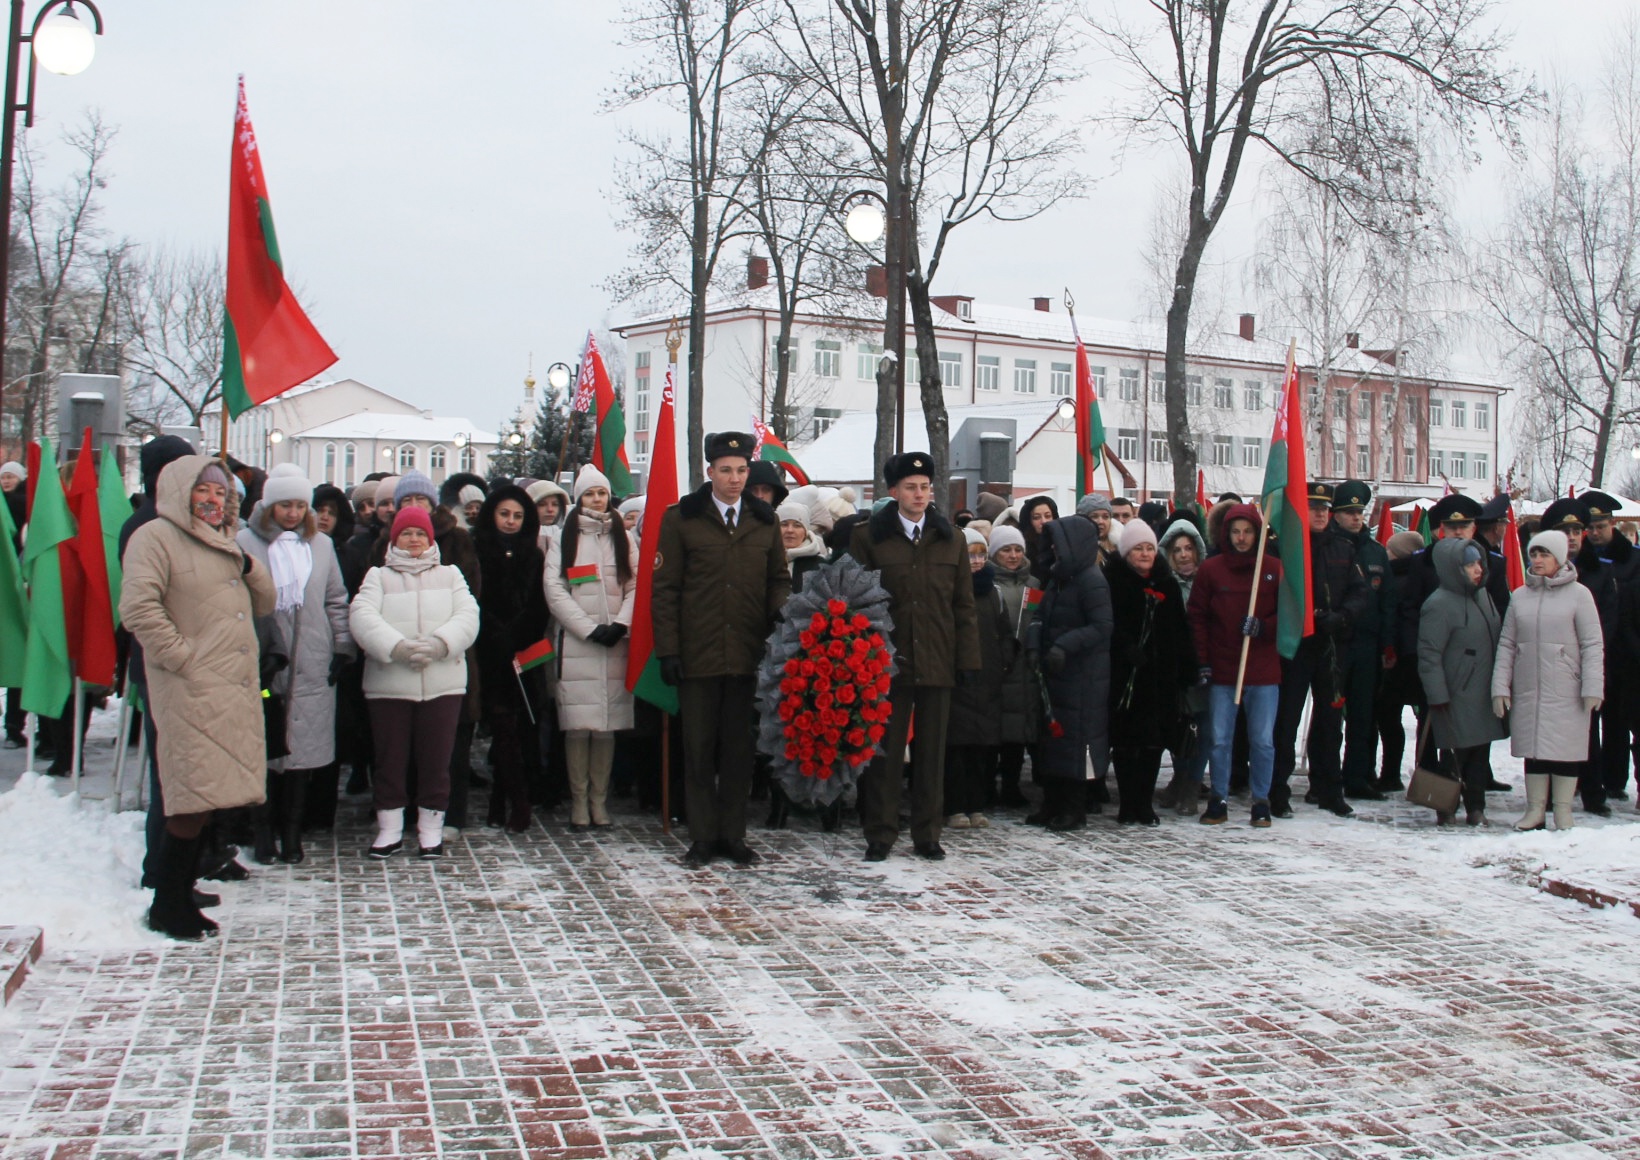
[1119, 368, 1140, 401]
[1214, 378, 1234, 409]
[460, 446, 475, 472]
[770, 337, 797, 373]
[1358, 393, 1373, 421]
[1357, 443, 1370, 477]
[1404, 447, 1416, 478]
[1474, 452, 1490, 483]
[1150, 432, 1171, 462]
[1450, 400, 1466, 429]
[857, 343, 884, 381]
[1241, 438, 1264, 469]
[1116, 428, 1139, 461]
[811, 407, 843, 440]
[939, 349, 962, 389]
[977, 355, 1000, 392]
[323, 442, 336, 483]
[1332, 441, 1345, 473]
[813, 339, 841, 378]
[1476, 401, 1491, 431]
[1333, 393, 1347, 420]
[398, 444, 416, 473]
[1244, 381, 1262, 412]
[1186, 374, 1204, 406]
[1430, 449, 1445, 478]
[430, 445, 447, 471]
[1151, 375, 1166, 404]
[343, 443, 356, 487]
[1013, 359, 1037, 394]
[1429, 399, 1444, 426]
[1050, 362, 1073, 397]
[1212, 434, 1233, 466]
[1451, 450, 1468, 479]
[633, 351, 651, 450]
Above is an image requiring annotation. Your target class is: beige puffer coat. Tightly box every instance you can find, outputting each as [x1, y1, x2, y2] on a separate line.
[350, 543, 480, 702]
[119, 455, 276, 816]
[1491, 560, 1604, 761]
[544, 510, 636, 733]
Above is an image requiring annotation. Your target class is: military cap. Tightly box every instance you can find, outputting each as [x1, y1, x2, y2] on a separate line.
[1541, 496, 1590, 532]
[1581, 490, 1622, 521]
[1429, 493, 1483, 525]
[746, 459, 789, 506]
[884, 451, 935, 486]
[1332, 479, 1372, 511]
[704, 430, 755, 463]
[1306, 481, 1335, 507]
[1478, 494, 1511, 523]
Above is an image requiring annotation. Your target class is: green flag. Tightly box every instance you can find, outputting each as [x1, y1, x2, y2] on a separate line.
[1260, 353, 1313, 660]
[0, 497, 26, 688]
[1416, 505, 1433, 546]
[21, 440, 74, 716]
[98, 446, 127, 628]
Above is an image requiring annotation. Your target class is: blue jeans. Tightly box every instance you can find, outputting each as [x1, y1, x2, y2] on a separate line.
[1210, 684, 1277, 802]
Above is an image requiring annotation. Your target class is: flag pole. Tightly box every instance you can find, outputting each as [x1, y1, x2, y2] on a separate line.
[22, 711, 33, 775]
[512, 663, 537, 727]
[70, 677, 83, 796]
[1064, 289, 1116, 497]
[660, 320, 683, 837]
[1233, 513, 1273, 706]
[220, 400, 231, 464]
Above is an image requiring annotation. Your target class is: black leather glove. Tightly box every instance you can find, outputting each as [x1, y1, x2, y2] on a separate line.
[587, 624, 615, 646]
[659, 656, 683, 686]
[1044, 646, 1067, 676]
[327, 654, 348, 686]
[259, 652, 288, 687]
[603, 622, 628, 645]
[1240, 615, 1262, 638]
[957, 669, 982, 688]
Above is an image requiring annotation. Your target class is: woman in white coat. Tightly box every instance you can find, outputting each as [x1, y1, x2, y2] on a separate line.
[544, 464, 636, 829]
[1491, 529, 1605, 831]
[349, 506, 480, 858]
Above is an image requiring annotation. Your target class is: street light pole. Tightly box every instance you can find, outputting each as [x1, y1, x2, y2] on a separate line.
[0, 0, 102, 458]
[843, 187, 906, 475]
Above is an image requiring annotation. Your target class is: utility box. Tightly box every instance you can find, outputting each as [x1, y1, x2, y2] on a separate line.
[56, 373, 123, 454]
[948, 417, 1016, 506]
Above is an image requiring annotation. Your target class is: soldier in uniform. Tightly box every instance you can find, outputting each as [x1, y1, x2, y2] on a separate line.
[1581, 491, 1639, 803]
[651, 432, 792, 869]
[1543, 496, 1614, 818]
[1271, 483, 1370, 818]
[847, 452, 982, 861]
[1331, 481, 1394, 800]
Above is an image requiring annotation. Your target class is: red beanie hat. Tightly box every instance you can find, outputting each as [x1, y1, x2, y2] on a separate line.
[390, 506, 435, 545]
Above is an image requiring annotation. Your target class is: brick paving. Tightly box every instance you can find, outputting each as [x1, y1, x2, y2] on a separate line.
[2, 787, 1639, 1159]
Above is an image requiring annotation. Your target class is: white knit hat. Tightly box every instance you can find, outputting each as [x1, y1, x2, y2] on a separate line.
[777, 501, 811, 527]
[1118, 518, 1158, 558]
[963, 527, 988, 548]
[987, 525, 1026, 556]
[458, 484, 485, 506]
[1527, 529, 1569, 568]
[573, 463, 611, 502]
[0, 460, 25, 482]
[260, 462, 312, 506]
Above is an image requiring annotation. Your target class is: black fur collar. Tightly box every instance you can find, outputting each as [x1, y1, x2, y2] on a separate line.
[868, 502, 954, 543]
[676, 482, 776, 525]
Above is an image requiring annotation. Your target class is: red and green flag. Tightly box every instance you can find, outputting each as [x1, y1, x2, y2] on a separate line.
[566, 563, 599, 587]
[1023, 587, 1045, 616]
[1417, 505, 1433, 545]
[1260, 347, 1313, 660]
[575, 332, 633, 496]
[0, 485, 25, 689]
[750, 413, 811, 485]
[513, 638, 557, 675]
[64, 431, 117, 686]
[1502, 500, 1526, 590]
[626, 361, 680, 715]
[222, 76, 337, 420]
[1195, 468, 1208, 513]
[1068, 314, 1106, 500]
[21, 439, 73, 715]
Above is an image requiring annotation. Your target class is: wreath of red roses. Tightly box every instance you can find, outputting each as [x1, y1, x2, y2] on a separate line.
[776, 597, 892, 782]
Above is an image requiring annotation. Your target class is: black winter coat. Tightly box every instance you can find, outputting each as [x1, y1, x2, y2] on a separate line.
[992, 559, 1042, 746]
[1105, 554, 1196, 750]
[472, 485, 549, 715]
[1034, 517, 1113, 781]
[947, 564, 1014, 748]
[1300, 526, 1372, 657]
[1380, 554, 1425, 708]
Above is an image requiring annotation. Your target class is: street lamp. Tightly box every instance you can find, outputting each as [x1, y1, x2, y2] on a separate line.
[0, 1, 104, 457]
[546, 362, 572, 392]
[1057, 398, 1076, 423]
[267, 426, 284, 469]
[842, 187, 906, 455]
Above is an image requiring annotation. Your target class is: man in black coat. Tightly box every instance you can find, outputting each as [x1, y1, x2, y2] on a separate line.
[1331, 480, 1395, 800]
[1271, 483, 1371, 818]
[1545, 496, 1614, 817]
[1584, 491, 1640, 801]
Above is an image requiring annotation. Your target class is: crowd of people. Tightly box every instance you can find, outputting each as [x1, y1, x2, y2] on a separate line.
[3, 438, 1631, 943]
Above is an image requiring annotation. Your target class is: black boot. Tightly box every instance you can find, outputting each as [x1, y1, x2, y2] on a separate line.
[252, 775, 278, 865]
[765, 784, 790, 829]
[279, 771, 308, 864]
[147, 832, 218, 941]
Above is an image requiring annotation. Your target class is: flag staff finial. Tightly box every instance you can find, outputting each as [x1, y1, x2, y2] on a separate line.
[665, 317, 682, 361]
[1063, 288, 1075, 315]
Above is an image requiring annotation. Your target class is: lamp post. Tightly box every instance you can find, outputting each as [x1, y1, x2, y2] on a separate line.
[843, 188, 905, 456]
[0, 1, 103, 456]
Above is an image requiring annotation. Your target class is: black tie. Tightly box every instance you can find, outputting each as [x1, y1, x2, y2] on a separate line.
[911, 525, 921, 544]
[725, 506, 736, 530]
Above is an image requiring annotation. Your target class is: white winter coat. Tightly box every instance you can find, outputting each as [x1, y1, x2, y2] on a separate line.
[1491, 561, 1604, 762]
[349, 543, 481, 702]
[544, 511, 636, 733]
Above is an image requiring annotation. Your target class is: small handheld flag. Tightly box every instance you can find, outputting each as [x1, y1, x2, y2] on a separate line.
[566, 563, 599, 587]
[1023, 587, 1045, 616]
[750, 413, 811, 485]
[513, 638, 557, 675]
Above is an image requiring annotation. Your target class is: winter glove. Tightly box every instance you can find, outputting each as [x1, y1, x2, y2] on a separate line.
[259, 652, 288, 687]
[1197, 666, 1213, 686]
[957, 670, 982, 688]
[1240, 615, 1262, 638]
[606, 622, 628, 644]
[1585, 696, 1604, 713]
[587, 624, 614, 646]
[659, 656, 683, 686]
[1043, 646, 1067, 676]
[327, 654, 348, 686]
[1492, 695, 1511, 718]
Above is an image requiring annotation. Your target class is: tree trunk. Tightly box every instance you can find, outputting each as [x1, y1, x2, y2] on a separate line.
[1163, 229, 1209, 509]
[906, 268, 950, 504]
[688, 190, 709, 489]
[771, 309, 794, 442]
[1592, 381, 1617, 487]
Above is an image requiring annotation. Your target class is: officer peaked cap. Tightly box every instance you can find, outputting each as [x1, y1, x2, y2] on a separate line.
[1581, 490, 1622, 520]
[1306, 481, 1334, 506]
[1332, 480, 1372, 511]
[1478, 494, 1511, 523]
[1541, 497, 1590, 532]
[1429, 494, 1483, 525]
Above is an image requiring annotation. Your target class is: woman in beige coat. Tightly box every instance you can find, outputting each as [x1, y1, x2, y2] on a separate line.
[544, 465, 636, 828]
[120, 456, 276, 940]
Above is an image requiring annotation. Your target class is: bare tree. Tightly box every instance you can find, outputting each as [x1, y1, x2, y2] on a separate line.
[607, 0, 771, 488]
[772, 0, 1082, 496]
[119, 247, 224, 434]
[1092, 0, 1531, 507]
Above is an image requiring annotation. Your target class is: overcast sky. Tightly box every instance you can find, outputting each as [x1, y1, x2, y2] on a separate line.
[22, 0, 1619, 439]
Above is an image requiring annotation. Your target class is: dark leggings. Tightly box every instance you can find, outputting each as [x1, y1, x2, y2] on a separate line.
[1113, 746, 1163, 821]
[368, 696, 464, 812]
[944, 746, 996, 816]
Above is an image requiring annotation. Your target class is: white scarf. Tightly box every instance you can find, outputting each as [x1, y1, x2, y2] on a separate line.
[268, 530, 313, 612]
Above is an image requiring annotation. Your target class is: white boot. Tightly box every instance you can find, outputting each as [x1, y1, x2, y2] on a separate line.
[369, 809, 405, 858]
[1515, 775, 1549, 831]
[1551, 776, 1577, 831]
[417, 808, 446, 859]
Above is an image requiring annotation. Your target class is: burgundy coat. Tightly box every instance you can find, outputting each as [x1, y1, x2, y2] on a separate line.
[1186, 503, 1283, 686]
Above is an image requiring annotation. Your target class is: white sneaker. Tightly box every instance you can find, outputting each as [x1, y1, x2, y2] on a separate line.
[967, 813, 990, 828]
[946, 813, 972, 829]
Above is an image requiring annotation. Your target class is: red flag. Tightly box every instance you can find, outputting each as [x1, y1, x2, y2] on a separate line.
[64, 431, 115, 685]
[1071, 325, 1106, 499]
[577, 332, 634, 496]
[1262, 345, 1313, 656]
[222, 77, 338, 419]
[1374, 501, 1396, 547]
[23, 440, 40, 516]
[1502, 500, 1527, 591]
[750, 413, 811, 485]
[1196, 468, 1208, 512]
[626, 360, 680, 714]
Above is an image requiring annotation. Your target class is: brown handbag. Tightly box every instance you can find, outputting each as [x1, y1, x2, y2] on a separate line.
[1405, 714, 1462, 813]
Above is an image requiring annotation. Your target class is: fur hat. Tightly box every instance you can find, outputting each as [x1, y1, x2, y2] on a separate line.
[705, 431, 755, 463]
[394, 471, 438, 506]
[1118, 518, 1158, 557]
[573, 463, 611, 502]
[260, 462, 312, 507]
[1527, 529, 1569, 568]
[987, 525, 1026, 556]
[1386, 530, 1425, 560]
[883, 451, 935, 487]
[390, 506, 435, 544]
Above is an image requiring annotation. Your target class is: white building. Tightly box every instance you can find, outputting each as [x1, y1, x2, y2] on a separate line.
[617, 287, 1505, 509]
[205, 378, 499, 488]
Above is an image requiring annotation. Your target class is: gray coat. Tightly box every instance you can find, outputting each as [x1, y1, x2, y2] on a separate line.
[1491, 559, 1604, 762]
[238, 506, 352, 772]
[1417, 539, 1506, 751]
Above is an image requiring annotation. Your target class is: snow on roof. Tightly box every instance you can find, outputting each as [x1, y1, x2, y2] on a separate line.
[796, 400, 1066, 482]
[292, 413, 498, 444]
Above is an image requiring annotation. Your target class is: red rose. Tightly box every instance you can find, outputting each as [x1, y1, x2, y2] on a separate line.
[851, 613, 870, 631]
[867, 724, 885, 742]
[836, 685, 857, 705]
[851, 638, 871, 655]
[784, 658, 802, 676]
[799, 630, 818, 650]
[816, 693, 834, 711]
[1048, 720, 1065, 738]
[819, 767, 833, 780]
[847, 728, 866, 747]
[799, 660, 816, 677]
[827, 639, 846, 659]
[811, 612, 828, 631]
[827, 598, 848, 616]
[828, 618, 847, 637]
